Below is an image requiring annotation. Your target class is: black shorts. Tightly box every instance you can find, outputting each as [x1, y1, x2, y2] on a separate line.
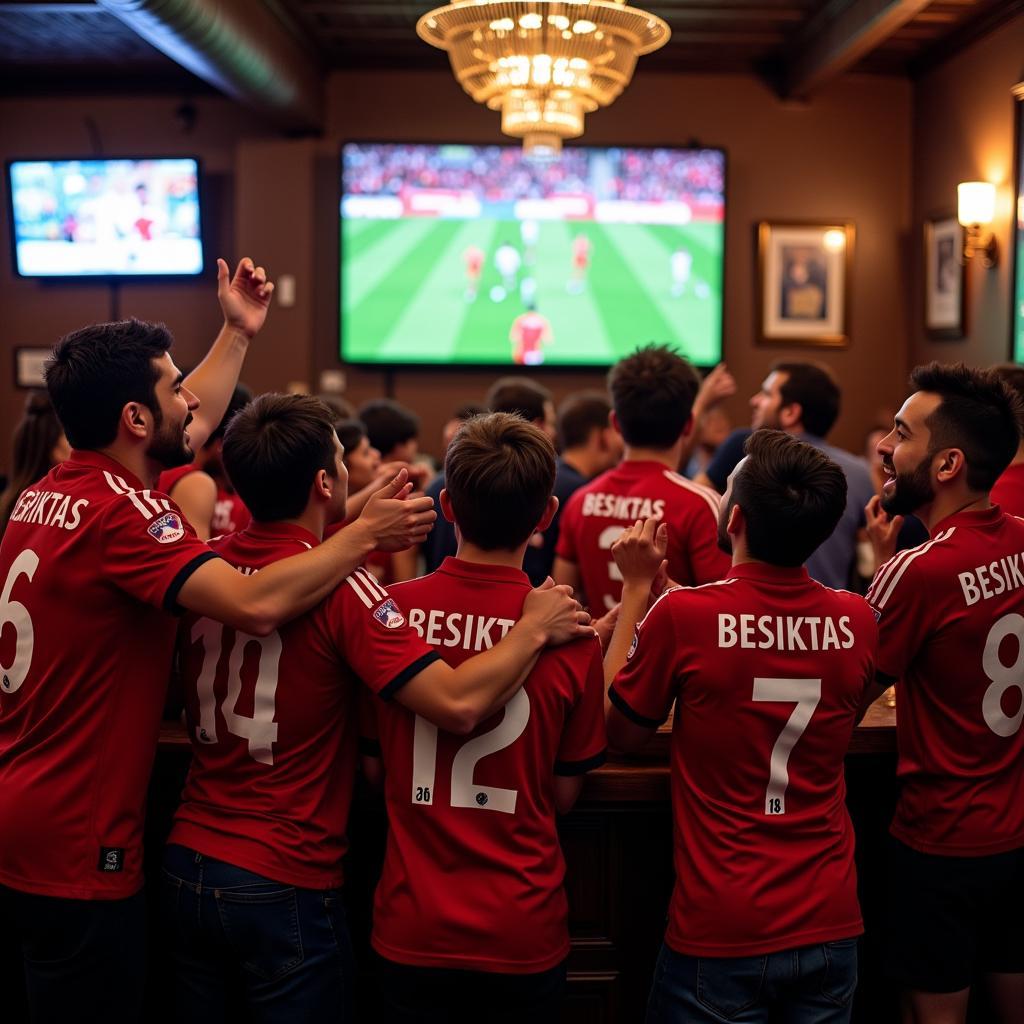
[884, 835, 1024, 993]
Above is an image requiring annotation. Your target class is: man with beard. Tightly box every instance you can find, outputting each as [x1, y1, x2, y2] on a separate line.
[603, 430, 878, 1024]
[0, 258, 438, 1024]
[864, 362, 1024, 1024]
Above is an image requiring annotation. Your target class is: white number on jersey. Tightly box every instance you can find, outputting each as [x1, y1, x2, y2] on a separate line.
[982, 613, 1024, 738]
[190, 619, 282, 765]
[0, 549, 39, 695]
[752, 677, 821, 815]
[598, 525, 626, 610]
[411, 689, 530, 814]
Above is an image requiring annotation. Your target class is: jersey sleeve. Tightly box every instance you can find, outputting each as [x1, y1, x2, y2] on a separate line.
[865, 551, 931, 682]
[608, 591, 682, 727]
[554, 490, 581, 563]
[332, 567, 440, 699]
[100, 491, 219, 613]
[554, 637, 608, 775]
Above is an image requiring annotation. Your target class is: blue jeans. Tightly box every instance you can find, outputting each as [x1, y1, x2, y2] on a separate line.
[161, 844, 354, 1024]
[646, 939, 858, 1024]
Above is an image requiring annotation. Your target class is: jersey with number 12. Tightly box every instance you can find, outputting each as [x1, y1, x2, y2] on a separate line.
[170, 521, 439, 889]
[610, 562, 877, 956]
[369, 557, 607, 973]
[868, 506, 1024, 856]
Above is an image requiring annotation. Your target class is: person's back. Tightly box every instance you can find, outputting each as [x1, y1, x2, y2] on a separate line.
[373, 562, 604, 970]
[868, 508, 1024, 853]
[555, 345, 729, 610]
[617, 568, 874, 954]
[559, 461, 725, 610]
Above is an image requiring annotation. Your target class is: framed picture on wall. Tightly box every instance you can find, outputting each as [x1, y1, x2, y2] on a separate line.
[924, 215, 965, 339]
[13, 347, 50, 389]
[1012, 84, 1024, 362]
[756, 222, 854, 347]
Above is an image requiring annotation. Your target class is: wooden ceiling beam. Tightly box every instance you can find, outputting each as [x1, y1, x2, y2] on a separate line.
[783, 0, 935, 97]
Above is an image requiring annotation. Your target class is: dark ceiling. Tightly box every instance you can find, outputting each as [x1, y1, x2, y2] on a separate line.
[2, 0, 1022, 101]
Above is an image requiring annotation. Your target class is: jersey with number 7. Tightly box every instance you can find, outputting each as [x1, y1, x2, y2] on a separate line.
[369, 557, 607, 974]
[610, 562, 878, 957]
[170, 521, 440, 888]
[868, 506, 1024, 856]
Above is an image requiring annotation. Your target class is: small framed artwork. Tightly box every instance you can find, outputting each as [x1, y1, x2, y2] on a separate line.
[13, 347, 50, 389]
[924, 215, 965, 339]
[756, 222, 854, 346]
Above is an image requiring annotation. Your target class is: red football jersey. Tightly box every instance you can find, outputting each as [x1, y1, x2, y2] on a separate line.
[555, 460, 730, 610]
[369, 557, 607, 973]
[610, 563, 877, 956]
[159, 464, 251, 537]
[991, 464, 1024, 518]
[0, 451, 217, 899]
[171, 523, 439, 888]
[867, 506, 1024, 855]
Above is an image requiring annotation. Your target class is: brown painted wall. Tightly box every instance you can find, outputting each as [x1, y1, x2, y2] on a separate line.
[1, 69, 913, 470]
[911, 13, 1024, 368]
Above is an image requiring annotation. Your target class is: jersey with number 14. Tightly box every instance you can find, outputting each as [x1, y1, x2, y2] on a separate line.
[370, 557, 607, 973]
[555, 460, 730, 610]
[868, 506, 1024, 856]
[610, 563, 877, 956]
[170, 522, 439, 889]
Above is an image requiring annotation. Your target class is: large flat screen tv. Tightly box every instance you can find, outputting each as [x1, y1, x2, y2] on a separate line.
[1013, 96, 1024, 362]
[7, 157, 204, 278]
[340, 142, 725, 368]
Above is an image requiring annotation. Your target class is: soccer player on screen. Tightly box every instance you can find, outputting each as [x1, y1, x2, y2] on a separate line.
[510, 303, 552, 366]
[567, 232, 591, 294]
[605, 430, 878, 1024]
[862, 363, 1024, 1024]
[463, 244, 484, 301]
[164, 397, 591, 1022]
[554, 345, 729, 610]
[0, 258, 439, 1023]
[364, 413, 607, 1023]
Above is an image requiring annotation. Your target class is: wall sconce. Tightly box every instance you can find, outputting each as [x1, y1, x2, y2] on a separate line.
[957, 181, 998, 267]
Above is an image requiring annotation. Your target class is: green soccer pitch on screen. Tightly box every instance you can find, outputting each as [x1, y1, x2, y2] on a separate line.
[340, 143, 725, 368]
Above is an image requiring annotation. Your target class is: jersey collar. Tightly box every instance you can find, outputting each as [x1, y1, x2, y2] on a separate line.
[240, 520, 321, 548]
[727, 561, 809, 584]
[67, 449, 146, 491]
[439, 556, 530, 586]
[932, 504, 1002, 534]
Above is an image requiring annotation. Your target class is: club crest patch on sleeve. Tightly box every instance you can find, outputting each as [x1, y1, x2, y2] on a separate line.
[148, 511, 185, 544]
[626, 629, 639, 660]
[373, 598, 406, 629]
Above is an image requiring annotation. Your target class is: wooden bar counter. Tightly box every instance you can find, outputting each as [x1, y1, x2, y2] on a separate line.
[152, 698, 899, 1023]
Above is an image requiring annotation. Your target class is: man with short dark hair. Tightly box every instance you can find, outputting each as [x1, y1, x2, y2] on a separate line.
[554, 345, 729, 611]
[605, 430, 878, 1024]
[698, 361, 874, 589]
[423, 376, 557, 581]
[164, 395, 591, 1023]
[0, 259, 437, 1023]
[863, 362, 1024, 1024]
[365, 412, 606, 1023]
[358, 398, 421, 464]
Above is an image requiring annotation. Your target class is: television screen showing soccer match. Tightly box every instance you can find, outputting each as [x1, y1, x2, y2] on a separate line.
[1014, 106, 1024, 363]
[7, 157, 204, 278]
[340, 142, 725, 367]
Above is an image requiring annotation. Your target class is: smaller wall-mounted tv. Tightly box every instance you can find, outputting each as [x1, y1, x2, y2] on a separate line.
[7, 157, 204, 278]
[340, 142, 726, 368]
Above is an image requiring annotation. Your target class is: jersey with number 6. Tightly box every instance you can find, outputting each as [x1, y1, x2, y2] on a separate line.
[369, 557, 607, 973]
[0, 451, 218, 900]
[555, 460, 730, 611]
[867, 506, 1024, 856]
[609, 563, 877, 956]
[170, 522, 439, 889]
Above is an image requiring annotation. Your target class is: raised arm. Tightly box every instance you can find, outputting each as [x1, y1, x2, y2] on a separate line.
[184, 258, 274, 450]
[177, 470, 434, 634]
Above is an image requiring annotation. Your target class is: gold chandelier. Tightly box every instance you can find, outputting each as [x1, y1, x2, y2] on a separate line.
[417, 1, 670, 154]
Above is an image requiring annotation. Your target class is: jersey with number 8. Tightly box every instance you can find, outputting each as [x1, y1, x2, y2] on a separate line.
[369, 557, 607, 974]
[170, 521, 439, 889]
[868, 505, 1024, 856]
[609, 562, 878, 957]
